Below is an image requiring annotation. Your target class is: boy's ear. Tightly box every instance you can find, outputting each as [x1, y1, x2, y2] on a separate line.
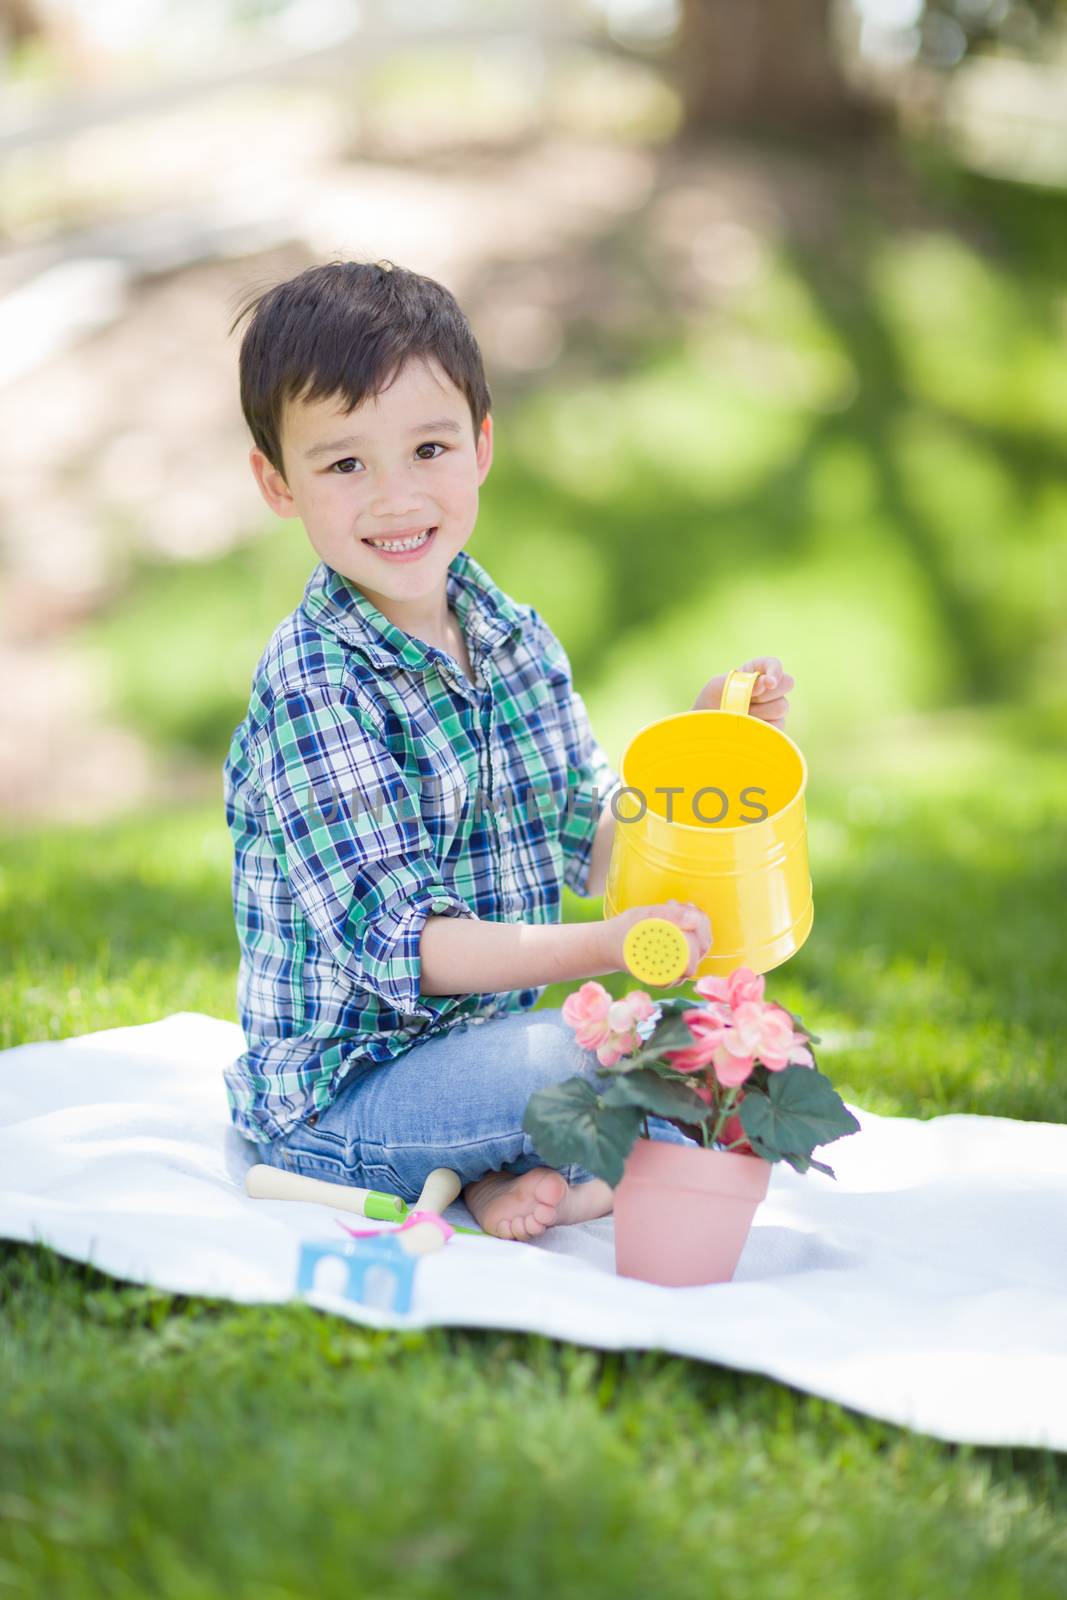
[475, 414, 493, 485]
[249, 446, 298, 518]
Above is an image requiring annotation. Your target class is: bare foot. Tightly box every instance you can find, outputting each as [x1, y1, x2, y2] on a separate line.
[462, 1167, 614, 1241]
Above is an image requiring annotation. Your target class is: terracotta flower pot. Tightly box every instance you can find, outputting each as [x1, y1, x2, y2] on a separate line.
[613, 1136, 771, 1286]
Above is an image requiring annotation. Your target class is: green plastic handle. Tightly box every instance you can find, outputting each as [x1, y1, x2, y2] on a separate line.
[363, 1191, 408, 1222]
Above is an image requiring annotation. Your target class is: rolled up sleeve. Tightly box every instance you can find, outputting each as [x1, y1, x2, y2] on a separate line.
[258, 684, 476, 1017]
[530, 612, 624, 899]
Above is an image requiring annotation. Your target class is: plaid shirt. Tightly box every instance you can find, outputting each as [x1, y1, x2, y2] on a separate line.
[222, 549, 623, 1144]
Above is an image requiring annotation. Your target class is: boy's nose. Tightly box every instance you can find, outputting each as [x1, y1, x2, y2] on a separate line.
[369, 486, 426, 518]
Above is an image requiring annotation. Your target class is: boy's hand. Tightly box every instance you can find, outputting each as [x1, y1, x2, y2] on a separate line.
[691, 656, 795, 729]
[602, 900, 712, 987]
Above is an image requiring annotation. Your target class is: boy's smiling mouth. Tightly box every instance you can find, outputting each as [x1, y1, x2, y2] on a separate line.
[362, 526, 438, 557]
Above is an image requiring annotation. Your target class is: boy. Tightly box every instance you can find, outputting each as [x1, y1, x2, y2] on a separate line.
[223, 259, 793, 1240]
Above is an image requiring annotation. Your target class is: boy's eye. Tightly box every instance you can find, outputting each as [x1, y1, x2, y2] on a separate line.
[329, 442, 448, 474]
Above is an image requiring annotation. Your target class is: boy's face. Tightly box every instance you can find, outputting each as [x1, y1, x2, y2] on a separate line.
[249, 355, 492, 628]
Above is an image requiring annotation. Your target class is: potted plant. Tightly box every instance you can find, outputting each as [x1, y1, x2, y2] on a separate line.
[523, 968, 861, 1286]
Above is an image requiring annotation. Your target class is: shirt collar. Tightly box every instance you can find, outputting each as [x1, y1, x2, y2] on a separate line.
[300, 547, 527, 673]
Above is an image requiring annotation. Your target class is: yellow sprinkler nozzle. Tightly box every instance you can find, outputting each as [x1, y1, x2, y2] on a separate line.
[622, 917, 691, 988]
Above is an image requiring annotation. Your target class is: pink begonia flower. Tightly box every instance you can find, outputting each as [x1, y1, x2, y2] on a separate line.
[561, 981, 613, 1052]
[726, 999, 799, 1071]
[695, 967, 766, 1010]
[709, 1002, 812, 1085]
[753, 1003, 815, 1070]
[562, 981, 658, 1067]
[663, 992, 812, 1089]
[662, 1009, 728, 1073]
[709, 1041, 757, 1087]
[598, 991, 658, 1066]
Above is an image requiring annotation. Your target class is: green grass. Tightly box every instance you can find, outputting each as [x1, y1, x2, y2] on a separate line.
[4, 149, 1067, 1595]
[1, 1242, 1065, 1600]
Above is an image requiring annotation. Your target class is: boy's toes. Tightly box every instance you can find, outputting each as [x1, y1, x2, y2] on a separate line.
[533, 1171, 567, 1208]
[469, 1168, 569, 1241]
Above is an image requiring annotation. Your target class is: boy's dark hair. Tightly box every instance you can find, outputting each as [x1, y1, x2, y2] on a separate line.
[228, 258, 492, 479]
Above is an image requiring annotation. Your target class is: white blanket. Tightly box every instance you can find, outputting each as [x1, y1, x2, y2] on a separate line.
[1, 1012, 1064, 1450]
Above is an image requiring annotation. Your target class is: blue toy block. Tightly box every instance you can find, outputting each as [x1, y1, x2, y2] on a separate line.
[296, 1235, 417, 1313]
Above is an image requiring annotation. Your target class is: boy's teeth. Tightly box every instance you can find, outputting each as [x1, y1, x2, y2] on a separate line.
[367, 528, 431, 550]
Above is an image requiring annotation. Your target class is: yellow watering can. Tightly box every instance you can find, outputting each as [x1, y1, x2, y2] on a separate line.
[607, 668, 813, 983]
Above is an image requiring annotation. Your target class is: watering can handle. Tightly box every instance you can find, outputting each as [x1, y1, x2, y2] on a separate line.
[719, 668, 760, 715]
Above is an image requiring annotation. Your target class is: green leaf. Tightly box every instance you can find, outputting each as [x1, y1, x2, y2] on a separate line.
[779, 1149, 837, 1180]
[738, 1065, 860, 1167]
[595, 996, 726, 1074]
[522, 1077, 644, 1186]
[651, 1008, 706, 1047]
[647, 996, 698, 1020]
[615, 1013, 699, 1069]
[790, 1011, 825, 1049]
[600, 1068, 713, 1124]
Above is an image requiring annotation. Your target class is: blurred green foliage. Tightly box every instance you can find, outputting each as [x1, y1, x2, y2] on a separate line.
[79, 165, 1065, 784]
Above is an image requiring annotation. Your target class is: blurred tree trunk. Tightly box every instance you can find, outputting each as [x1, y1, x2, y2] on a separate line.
[674, 0, 873, 133]
[0, 0, 43, 50]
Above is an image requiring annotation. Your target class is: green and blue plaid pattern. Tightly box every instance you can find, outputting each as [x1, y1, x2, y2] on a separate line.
[223, 549, 622, 1143]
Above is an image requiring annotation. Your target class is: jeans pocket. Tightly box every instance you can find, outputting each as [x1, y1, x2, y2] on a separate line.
[276, 1114, 354, 1183]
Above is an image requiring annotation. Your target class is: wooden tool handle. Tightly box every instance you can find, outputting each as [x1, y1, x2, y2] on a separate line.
[245, 1163, 461, 1217]
[416, 1167, 462, 1212]
[245, 1163, 383, 1216]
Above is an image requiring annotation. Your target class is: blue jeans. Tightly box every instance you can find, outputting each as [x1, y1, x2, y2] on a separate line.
[255, 1005, 700, 1203]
